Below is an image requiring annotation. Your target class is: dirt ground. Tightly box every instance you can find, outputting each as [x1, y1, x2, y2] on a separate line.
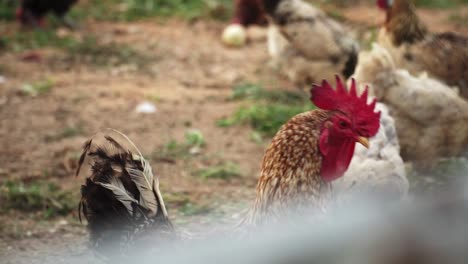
[0, 4, 467, 263]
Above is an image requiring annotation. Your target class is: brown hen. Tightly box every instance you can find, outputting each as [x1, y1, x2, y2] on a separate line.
[377, 0, 468, 99]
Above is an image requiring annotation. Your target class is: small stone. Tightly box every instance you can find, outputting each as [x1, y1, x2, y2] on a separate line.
[58, 219, 68, 226]
[135, 101, 157, 114]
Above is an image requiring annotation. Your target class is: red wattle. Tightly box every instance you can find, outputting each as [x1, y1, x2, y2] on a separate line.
[319, 132, 356, 182]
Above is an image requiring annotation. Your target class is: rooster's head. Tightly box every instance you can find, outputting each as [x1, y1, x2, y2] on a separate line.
[310, 76, 381, 181]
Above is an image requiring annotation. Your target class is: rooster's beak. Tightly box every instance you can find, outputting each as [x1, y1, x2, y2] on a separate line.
[357, 137, 370, 149]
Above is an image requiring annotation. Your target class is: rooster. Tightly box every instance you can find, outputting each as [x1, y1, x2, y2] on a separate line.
[244, 76, 381, 225]
[376, 0, 468, 99]
[77, 78, 381, 251]
[16, 0, 78, 28]
[264, 0, 359, 87]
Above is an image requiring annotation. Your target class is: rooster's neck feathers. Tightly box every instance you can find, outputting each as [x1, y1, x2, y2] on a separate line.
[251, 110, 332, 224]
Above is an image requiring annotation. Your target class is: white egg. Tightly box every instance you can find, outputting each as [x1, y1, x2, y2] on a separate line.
[221, 24, 247, 47]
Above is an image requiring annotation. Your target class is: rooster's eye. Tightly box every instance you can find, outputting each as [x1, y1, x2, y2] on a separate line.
[339, 121, 348, 129]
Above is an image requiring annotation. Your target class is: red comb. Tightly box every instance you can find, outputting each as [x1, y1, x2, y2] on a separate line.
[310, 76, 381, 137]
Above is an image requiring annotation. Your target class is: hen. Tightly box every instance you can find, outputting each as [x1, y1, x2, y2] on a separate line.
[377, 0, 468, 99]
[77, 78, 381, 252]
[353, 43, 468, 161]
[335, 102, 408, 204]
[17, 0, 78, 28]
[264, 0, 359, 87]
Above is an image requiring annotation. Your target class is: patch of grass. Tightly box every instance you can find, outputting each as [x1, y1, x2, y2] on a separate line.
[64, 36, 153, 68]
[21, 79, 54, 97]
[230, 83, 305, 104]
[162, 192, 212, 216]
[448, 12, 468, 26]
[221, 83, 313, 136]
[44, 126, 84, 142]
[153, 129, 206, 160]
[196, 162, 241, 180]
[184, 129, 205, 147]
[0, 180, 76, 218]
[71, 0, 233, 22]
[218, 104, 314, 137]
[179, 201, 212, 216]
[414, 0, 468, 8]
[3, 30, 78, 52]
[323, 7, 345, 22]
[0, 0, 16, 21]
[2, 30, 152, 68]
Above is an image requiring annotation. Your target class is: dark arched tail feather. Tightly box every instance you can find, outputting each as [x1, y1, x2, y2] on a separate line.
[343, 50, 358, 79]
[76, 129, 176, 256]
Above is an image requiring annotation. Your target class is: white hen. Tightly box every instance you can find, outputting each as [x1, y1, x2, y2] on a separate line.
[353, 43, 468, 161]
[334, 103, 409, 204]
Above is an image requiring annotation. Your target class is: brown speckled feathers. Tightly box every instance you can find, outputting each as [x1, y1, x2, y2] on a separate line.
[245, 110, 332, 225]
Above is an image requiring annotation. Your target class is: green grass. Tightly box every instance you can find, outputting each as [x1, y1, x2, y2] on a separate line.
[1, 30, 153, 68]
[0, 180, 77, 218]
[0, 0, 15, 21]
[230, 83, 305, 104]
[179, 202, 212, 216]
[0, 0, 233, 22]
[3, 30, 78, 52]
[219, 83, 314, 137]
[64, 36, 153, 68]
[414, 0, 468, 8]
[152, 129, 206, 160]
[21, 79, 54, 97]
[196, 162, 242, 180]
[162, 192, 212, 216]
[449, 12, 468, 26]
[44, 126, 84, 142]
[69, 0, 232, 22]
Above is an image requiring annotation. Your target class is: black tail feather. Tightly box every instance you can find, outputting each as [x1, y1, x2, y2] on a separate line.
[342, 50, 358, 79]
[76, 129, 176, 256]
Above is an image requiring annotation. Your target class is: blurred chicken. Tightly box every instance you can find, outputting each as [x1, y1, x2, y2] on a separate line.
[232, 0, 266, 27]
[16, 0, 78, 29]
[377, 0, 468, 99]
[353, 43, 468, 161]
[77, 129, 175, 256]
[264, 0, 359, 87]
